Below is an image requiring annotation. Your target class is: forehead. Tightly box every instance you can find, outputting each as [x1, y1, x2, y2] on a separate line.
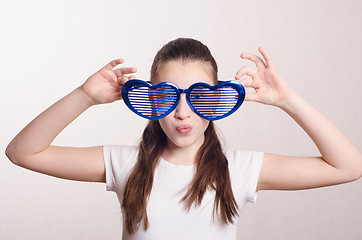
[153, 61, 215, 89]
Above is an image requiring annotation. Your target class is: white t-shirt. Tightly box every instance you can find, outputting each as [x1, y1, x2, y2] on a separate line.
[103, 145, 263, 240]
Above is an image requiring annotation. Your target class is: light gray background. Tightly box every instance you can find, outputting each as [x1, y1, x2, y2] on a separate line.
[1, 0, 361, 239]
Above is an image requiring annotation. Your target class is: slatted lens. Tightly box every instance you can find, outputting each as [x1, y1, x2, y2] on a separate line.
[190, 85, 239, 119]
[128, 85, 178, 119]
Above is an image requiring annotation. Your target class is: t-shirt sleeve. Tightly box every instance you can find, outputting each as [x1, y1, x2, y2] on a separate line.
[226, 150, 264, 204]
[244, 152, 264, 203]
[103, 145, 139, 192]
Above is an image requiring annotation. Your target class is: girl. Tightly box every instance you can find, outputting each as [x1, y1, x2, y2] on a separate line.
[6, 38, 362, 239]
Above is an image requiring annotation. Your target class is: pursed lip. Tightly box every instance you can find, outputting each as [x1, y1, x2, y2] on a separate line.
[176, 125, 192, 134]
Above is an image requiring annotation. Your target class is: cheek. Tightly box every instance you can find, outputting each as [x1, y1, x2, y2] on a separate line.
[200, 120, 210, 132]
[158, 116, 173, 133]
[192, 116, 210, 135]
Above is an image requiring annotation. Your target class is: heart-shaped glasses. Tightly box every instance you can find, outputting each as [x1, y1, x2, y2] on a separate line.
[121, 79, 245, 121]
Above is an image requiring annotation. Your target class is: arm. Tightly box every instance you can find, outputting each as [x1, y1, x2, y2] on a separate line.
[5, 59, 136, 182]
[235, 48, 362, 191]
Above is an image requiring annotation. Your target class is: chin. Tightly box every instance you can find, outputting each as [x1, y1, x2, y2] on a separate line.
[168, 135, 204, 149]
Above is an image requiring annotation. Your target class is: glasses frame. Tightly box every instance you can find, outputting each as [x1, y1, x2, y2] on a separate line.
[121, 79, 245, 121]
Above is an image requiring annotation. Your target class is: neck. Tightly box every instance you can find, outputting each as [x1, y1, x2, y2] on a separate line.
[162, 138, 204, 166]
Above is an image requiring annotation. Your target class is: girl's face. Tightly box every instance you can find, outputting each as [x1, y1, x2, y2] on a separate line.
[153, 60, 215, 151]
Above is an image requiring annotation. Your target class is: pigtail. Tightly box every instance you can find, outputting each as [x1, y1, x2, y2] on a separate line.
[122, 121, 166, 234]
[180, 122, 239, 223]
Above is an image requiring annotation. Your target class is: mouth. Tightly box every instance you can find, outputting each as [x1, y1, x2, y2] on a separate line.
[176, 125, 192, 134]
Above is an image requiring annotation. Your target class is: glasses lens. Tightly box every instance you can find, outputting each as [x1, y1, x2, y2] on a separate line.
[127, 84, 178, 119]
[189, 85, 240, 120]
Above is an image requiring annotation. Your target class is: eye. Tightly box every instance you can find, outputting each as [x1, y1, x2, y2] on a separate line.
[166, 94, 174, 100]
[193, 93, 202, 99]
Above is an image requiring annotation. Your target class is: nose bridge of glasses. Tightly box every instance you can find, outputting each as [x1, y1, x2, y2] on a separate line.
[175, 90, 194, 115]
[178, 88, 193, 107]
[179, 89, 187, 94]
[177, 91, 188, 106]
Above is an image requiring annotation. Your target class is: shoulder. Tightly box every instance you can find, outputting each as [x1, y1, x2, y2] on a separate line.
[103, 145, 139, 192]
[224, 149, 264, 170]
[223, 150, 264, 187]
[224, 149, 264, 203]
[103, 145, 139, 175]
[103, 145, 138, 160]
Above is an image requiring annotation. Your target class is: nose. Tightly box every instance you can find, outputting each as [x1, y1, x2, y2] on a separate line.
[174, 94, 192, 119]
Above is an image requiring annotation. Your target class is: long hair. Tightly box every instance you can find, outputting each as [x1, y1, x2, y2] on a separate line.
[122, 38, 238, 234]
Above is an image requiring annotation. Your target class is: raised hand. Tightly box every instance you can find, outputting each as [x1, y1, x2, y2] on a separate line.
[81, 59, 137, 105]
[235, 47, 293, 107]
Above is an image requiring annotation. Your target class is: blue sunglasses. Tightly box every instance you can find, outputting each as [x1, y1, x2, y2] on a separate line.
[121, 79, 245, 121]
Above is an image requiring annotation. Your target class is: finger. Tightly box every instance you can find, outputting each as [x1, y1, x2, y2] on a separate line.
[239, 78, 253, 88]
[244, 92, 260, 102]
[117, 75, 129, 86]
[104, 59, 124, 70]
[240, 53, 266, 69]
[258, 47, 274, 68]
[235, 66, 257, 80]
[128, 75, 137, 80]
[113, 67, 137, 77]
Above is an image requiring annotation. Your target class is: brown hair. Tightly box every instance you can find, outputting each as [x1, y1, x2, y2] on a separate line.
[122, 38, 238, 234]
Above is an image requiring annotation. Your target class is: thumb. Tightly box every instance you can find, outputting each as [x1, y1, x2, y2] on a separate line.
[244, 93, 260, 102]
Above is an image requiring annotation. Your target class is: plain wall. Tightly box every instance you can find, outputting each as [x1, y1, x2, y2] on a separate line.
[1, 0, 361, 239]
